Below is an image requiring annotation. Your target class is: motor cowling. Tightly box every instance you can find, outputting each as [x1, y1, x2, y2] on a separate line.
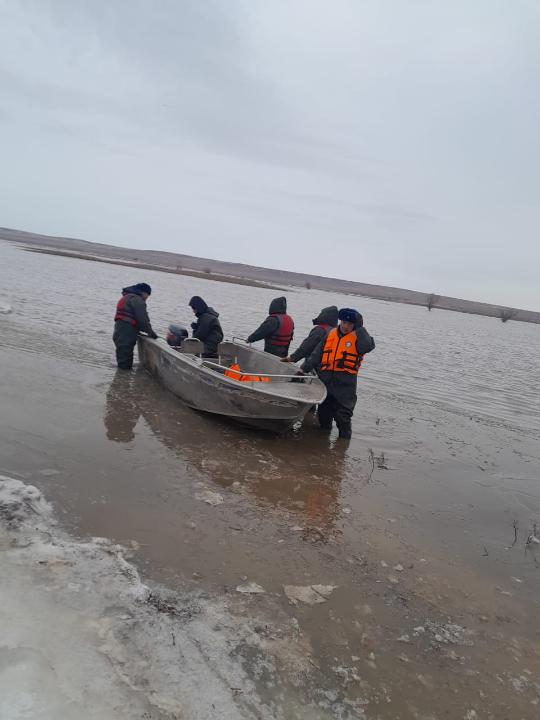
[166, 324, 189, 347]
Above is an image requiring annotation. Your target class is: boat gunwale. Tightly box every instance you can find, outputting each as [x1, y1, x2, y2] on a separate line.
[142, 337, 327, 405]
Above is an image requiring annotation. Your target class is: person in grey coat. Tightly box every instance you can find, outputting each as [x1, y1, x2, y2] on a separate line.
[113, 283, 157, 370]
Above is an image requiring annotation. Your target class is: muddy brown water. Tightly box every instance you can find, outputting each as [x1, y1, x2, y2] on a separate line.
[1, 239, 540, 718]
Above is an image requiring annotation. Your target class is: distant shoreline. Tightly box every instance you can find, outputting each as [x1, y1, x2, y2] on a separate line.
[20, 246, 284, 291]
[2, 226, 539, 324]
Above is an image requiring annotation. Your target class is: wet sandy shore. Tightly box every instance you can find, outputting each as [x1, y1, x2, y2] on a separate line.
[1, 242, 540, 718]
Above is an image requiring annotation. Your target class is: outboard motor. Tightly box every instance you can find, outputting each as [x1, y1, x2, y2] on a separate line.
[166, 324, 189, 347]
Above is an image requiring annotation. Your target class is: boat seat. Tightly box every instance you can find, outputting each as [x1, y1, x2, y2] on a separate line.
[217, 341, 239, 367]
[179, 338, 204, 356]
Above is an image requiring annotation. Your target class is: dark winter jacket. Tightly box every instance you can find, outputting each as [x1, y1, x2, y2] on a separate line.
[303, 312, 375, 407]
[114, 287, 157, 337]
[191, 307, 224, 356]
[289, 306, 338, 364]
[247, 297, 294, 357]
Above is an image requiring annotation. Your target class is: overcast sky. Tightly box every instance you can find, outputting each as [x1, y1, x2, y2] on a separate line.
[0, 1, 538, 309]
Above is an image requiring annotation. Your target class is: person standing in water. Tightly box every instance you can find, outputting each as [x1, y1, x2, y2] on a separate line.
[303, 308, 375, 439]
[246, 296, 294, 358]
[113, 283, 157, 370]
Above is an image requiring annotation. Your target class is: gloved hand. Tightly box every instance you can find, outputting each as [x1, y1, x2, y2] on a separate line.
[280, 356, 291, 363]
[149, 331, 158, 339]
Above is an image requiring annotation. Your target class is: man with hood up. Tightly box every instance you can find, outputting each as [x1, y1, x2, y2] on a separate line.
[113, 282, 157, 370]
[280, 305, 338, 369]
[188, 296, 224, 357]
[246, 296, 294, 358]
[303, 308, 375, 439]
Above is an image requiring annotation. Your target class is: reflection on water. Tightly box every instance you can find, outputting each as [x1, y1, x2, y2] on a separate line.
[103, 370, 357, 535]
[104, 372, 140, 442]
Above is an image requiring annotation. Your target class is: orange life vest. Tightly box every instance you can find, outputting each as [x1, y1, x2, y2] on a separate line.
[320, 328, 363, 375]
[224, 363, 271, 383]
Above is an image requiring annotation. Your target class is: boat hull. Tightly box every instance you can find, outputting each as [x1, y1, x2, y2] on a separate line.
[138, 337, 325, 432]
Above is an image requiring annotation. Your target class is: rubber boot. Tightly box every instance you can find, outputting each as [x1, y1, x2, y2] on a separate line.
[317, 396, 334, 430]
[337, 422, 352, 440]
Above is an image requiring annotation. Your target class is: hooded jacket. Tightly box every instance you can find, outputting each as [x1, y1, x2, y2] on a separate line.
[289, 305, 338, 364]
[247, 297, 294, 357]
[114, 285, 157, 337]
[303, 310, 375, 405]
[190, 299, 224, 357]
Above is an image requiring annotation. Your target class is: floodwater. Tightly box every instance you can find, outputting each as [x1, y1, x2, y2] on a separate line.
[1, 239, 540, 718]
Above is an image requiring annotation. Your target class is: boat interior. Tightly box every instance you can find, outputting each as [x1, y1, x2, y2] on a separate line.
[174, 339, 319, 387]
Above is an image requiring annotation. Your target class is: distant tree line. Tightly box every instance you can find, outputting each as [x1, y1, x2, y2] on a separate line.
[424, 293, 518, 323]
[499, 308, 517, 323]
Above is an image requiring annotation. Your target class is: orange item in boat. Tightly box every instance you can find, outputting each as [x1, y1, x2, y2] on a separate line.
[224, 363, 270, 383]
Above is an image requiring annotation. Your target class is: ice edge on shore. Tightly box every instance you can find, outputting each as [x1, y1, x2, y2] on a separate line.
[0, 475, 281, 720]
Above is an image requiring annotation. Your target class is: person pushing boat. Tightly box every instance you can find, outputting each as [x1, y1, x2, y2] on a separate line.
[303, 308, 375, 439]
[113, 283, 157, 370]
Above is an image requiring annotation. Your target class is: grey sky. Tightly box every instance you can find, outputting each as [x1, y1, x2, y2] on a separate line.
[1, 1, 539, 309]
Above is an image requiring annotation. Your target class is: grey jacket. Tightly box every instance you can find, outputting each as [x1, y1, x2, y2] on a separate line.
[289, 306, 339, 363]
[115, 293, 157, 337]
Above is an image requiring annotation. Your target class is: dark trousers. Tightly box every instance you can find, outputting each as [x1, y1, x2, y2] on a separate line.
[113, 322, 138, 370]
[317, 394, 353, 436]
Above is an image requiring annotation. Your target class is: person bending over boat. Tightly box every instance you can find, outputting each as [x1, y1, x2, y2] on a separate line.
[303, 308, 375, 440]
[280, 305, 338, 368]
[188, 296, 224, 357]
[113, 283, 157, 370]
[246, 296, 294, 358]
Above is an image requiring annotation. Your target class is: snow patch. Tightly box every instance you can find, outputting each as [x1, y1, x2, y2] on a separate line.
[236, 582, 266, 594]
[0, 475, 309, 719]
[283, 584, 337, 606]
[0, 477, 52, 528]
[195, 489, 224, 506]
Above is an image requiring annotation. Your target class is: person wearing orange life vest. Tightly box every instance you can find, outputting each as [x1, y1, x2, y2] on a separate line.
[246, 296, 294, 358]
[113, 283, 157, 370]
[303, 308, 375, 439]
